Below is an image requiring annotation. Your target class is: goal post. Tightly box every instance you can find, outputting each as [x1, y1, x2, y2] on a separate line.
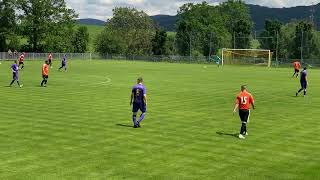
[222, 48, 272, 67]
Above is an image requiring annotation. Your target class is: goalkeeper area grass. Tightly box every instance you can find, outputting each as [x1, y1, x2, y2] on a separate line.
[0, 60, 319, 179]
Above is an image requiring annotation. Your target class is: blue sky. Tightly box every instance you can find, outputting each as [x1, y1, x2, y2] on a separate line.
[65, 0, 319, 20]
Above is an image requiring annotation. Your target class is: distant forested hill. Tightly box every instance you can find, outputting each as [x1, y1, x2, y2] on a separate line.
[77, 3, 320, 31]
[77, 18, 106, 26]
[248, 4, 320, 30]
[150, 15, 179, 31]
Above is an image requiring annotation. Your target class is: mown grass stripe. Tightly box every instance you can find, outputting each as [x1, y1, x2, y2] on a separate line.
[0, 61, 319, 179]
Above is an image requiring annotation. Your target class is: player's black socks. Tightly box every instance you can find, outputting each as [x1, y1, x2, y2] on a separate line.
[10, 80, 21, 86]
[240, 123, 247, 135]
[41, 80, 45, 86]
[10, 80, 15, 86]
[132, 115, 137, 127]
[240, 126, 243, 135]
[304, 90, 306, 96]
[240, 123, 246, 135]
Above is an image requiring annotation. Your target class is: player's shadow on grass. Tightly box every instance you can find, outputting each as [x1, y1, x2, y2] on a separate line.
[116, 124, 133, 128]
[216, 131, 238, 138]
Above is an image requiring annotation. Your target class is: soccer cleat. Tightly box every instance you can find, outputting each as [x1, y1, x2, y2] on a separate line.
[296, 92, 298, 97]
[245, 132, 248, 136]
[137, 123, 141, 128]
[238, 134, 245, 139]
[134, 125, 138, 128]
[19, 84, 23, 88]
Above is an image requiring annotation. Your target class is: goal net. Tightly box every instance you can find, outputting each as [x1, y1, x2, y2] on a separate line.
[222, 48, 272, 67]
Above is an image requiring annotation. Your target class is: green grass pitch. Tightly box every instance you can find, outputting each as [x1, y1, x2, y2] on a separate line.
[0, 60, 319, 179]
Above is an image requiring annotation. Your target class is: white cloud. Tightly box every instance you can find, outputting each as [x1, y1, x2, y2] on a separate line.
[244, 0, 319, 8]
[65, 0, 320, 21]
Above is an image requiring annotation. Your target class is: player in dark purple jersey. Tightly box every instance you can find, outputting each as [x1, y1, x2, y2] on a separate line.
[130, 77, 147, 128]
[58, 54, 67, 71]
[296, 67, 308, 97]
[9, 60, 23, 88]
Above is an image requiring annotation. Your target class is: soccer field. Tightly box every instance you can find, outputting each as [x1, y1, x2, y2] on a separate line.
[0, 60, 319, 179]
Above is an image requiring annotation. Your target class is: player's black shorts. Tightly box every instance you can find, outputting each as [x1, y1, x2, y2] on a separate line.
[239, 109, 250, 123]
[300, 81, 307, 89]
[132, 102, 146, 113]
[19, 61, 24, 65]
[48, 59, 52, 64]
[42, 75, 49, 79]
[295, 69, 300, 73]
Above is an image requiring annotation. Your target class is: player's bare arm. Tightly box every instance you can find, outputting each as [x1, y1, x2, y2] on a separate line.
[143, 95, 147, 105]
[233, 103, 239, 114]
[130, 93, 134, 105]
[305, 74, 308, 86]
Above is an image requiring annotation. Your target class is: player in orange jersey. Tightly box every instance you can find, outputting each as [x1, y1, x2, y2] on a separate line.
[292, 60, 301, 78]
[48, 53, 53, 68]
[233, 85, 255, 139]
[41, 60, 49, 87]
[18, 52, 25, 69]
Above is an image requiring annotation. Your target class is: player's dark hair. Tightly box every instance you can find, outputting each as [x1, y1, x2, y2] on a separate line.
[304, 67, 307, 70]
[137, 77, 143, 83]
[241, 85, 247, 91]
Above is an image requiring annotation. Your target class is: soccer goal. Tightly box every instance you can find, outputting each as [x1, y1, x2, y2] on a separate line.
[222, 48, 272, 67]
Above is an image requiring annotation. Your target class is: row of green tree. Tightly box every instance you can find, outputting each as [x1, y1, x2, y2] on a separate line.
[96, 0, 320, 59]
[96, 1, 253, 56]
[0, 0, 89, 52]
[1, 0, 319, 58]
[259, 20, 320, 59]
